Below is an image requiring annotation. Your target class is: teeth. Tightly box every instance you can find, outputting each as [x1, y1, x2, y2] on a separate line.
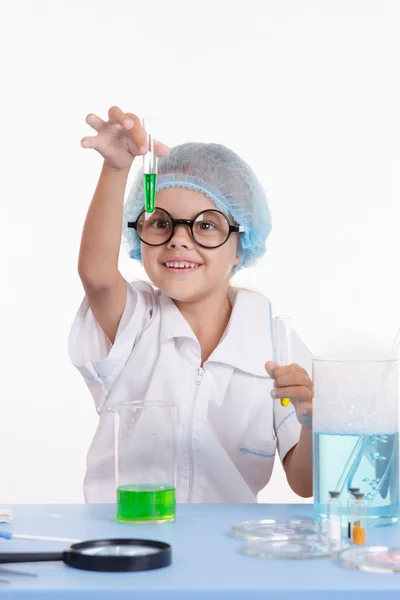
[165, 261, 200, 269]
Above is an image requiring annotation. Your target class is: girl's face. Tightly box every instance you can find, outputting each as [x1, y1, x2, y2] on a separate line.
[141, 188, 240, 303]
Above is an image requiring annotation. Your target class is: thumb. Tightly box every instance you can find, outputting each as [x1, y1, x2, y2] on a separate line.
[265, 361, 278, 376]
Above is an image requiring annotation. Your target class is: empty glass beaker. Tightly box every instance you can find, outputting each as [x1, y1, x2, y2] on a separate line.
[109, 401, 177, 524]
[313, 358, 399, 527]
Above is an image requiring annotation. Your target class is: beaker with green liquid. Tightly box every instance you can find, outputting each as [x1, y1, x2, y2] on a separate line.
[110, 401, 177, 524]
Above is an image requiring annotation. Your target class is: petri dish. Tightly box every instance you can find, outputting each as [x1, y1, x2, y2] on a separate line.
[232, 519, 321, 540]
[340, 546, 400, 574]
[243, 536, 349, 560]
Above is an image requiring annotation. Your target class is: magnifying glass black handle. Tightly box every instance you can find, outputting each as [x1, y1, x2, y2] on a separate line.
[0, 552, 63, 564]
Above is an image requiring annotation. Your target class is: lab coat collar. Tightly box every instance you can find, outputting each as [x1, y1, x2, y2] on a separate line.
[159, 288, 273, 378]
[209, 288, 273, 377]
[159, 293, 198, 344]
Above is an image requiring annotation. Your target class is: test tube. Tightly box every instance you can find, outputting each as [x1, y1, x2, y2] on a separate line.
[142, 117, 158, 218]
[274, 315, 292, 407]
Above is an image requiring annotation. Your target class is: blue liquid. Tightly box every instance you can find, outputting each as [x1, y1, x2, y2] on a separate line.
[314, 432, 399, 526]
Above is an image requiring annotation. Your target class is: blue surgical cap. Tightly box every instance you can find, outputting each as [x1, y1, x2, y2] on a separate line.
[122, 142, 272, 271]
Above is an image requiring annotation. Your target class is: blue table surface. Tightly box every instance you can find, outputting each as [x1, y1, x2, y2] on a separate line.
[1, 503, 400, 598]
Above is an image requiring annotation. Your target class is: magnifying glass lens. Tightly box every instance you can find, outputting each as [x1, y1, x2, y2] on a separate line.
[79, 545, 160, 557]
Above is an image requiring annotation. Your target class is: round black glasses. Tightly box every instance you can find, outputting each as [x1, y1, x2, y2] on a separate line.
[127, 208, 245, 249]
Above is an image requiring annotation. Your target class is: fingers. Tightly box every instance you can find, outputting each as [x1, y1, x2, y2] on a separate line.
[81, 106, 170, 156]
[274, 371, 311, 390]
[109, 107, 170, 156]
[266, 362, 309, 380]
[108, 107, 147, 152]
[81, 135, 99, 149]
[157, 141, 171, 157]
[85, 113, 107, 133]
[266, 361, 313, 402]
[272, 385, 313, 402]
[82, 107, 171, 157]
[81, 113, 108, 147]
[124, 112, 148, 150]
[108, 105, 129, 125]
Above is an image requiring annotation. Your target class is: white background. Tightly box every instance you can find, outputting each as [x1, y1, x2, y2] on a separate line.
[1, 0, 400, 504]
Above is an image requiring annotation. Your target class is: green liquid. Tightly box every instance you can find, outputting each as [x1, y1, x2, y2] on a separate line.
[144, 173, 156, 213]
[117, 484, 176, 524]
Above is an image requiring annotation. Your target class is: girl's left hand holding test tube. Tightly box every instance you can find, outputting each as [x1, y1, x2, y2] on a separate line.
[265, 362, 313, 426]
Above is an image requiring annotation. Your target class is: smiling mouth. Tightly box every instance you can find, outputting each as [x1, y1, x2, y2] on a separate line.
[163, 261, 202, 270]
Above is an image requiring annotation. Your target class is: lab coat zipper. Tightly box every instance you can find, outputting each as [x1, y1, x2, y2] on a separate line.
[186, 367, 204, 502]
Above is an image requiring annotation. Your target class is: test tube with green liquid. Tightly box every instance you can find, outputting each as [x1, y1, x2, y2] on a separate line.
[274, 315, 292, 407]
[142, 117, 158, 217]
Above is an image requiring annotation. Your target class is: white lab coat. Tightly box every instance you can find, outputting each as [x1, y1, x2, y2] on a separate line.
[68, 281, 312, 503]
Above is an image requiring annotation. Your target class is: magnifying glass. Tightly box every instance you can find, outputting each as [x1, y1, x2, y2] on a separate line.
[0, 539, 172, 572]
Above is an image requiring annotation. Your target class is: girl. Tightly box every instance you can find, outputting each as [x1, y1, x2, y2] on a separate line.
[69, 106, 314, 503]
